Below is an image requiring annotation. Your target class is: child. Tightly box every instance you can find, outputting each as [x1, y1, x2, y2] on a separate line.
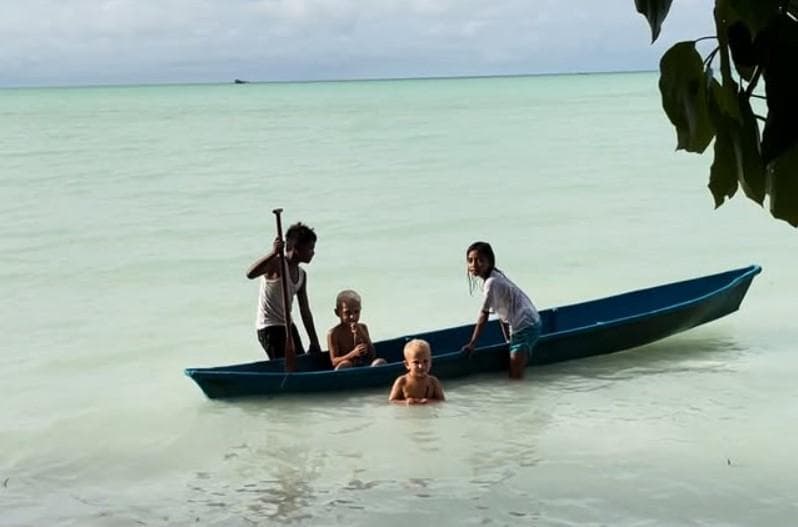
[461, 241, 541, 379]
[246, 222, 322, 360]
[389, 339, 445, 404]
[327, 290, 386, 369]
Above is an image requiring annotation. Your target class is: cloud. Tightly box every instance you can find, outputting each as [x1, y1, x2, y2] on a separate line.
[0, 0, 715, 86]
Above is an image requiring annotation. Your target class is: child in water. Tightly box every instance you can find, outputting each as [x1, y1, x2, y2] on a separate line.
[327, 290, 386, 369]
[389, 339, 445, 404]
[461, 241, 542, 379]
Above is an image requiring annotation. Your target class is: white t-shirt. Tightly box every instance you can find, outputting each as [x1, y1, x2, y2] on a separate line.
[480, 269, 540, 334]
[256, 269, 305, 329]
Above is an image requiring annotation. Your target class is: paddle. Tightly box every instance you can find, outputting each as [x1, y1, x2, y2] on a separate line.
[272, 208, 296, 373]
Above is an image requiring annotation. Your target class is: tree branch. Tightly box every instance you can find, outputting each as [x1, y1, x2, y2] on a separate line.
[713, 1, 734, 86]
[744, 66, 762, 98]
[703, 46, 720, 67]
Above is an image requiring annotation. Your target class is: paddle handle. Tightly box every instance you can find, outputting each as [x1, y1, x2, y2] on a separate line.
[273, 208, 296, 372]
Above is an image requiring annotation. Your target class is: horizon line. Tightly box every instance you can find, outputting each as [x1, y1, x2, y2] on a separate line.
[1, 68, 657, 90]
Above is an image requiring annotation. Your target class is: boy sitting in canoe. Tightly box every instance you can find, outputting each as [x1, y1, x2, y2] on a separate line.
[327, 290, 386, 369]
[389, 339, 445, 404]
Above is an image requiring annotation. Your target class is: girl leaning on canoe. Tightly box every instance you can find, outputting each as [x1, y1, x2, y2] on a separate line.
[461, 241, 542, 379]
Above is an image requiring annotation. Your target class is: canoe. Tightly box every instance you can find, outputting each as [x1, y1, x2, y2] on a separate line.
[185, 265, 761, 399]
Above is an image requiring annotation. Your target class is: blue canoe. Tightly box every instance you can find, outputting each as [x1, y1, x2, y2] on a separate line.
[185, 265, 761, 399]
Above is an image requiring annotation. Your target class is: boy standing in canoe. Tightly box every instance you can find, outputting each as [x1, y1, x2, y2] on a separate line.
[246, 222, 322, 360]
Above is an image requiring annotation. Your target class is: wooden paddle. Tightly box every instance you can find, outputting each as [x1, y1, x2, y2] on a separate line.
[272, 208, 296, 372]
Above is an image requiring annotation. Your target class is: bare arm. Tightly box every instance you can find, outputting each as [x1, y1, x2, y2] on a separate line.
[328, 329, 360, 367]
[463, 310, 489, 353]
[327, 330, 342, 367]
[389, 376, 407, 402]
[246, 238, 282, 279]
[360, 323, 376, 359]
[431, 377, 445, 401]
[297, 277, 321, 353]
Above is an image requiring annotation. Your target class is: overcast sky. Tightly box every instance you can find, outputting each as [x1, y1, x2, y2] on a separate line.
[0, 0, 715, 87]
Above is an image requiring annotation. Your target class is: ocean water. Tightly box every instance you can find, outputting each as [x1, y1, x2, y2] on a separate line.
[1, 73, 797, 526]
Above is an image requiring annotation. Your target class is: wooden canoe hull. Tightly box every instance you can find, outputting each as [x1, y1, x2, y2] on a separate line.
[185, 265, 761, 398]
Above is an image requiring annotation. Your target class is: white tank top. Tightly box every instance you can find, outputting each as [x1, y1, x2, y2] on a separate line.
[256, 268, 305, 329]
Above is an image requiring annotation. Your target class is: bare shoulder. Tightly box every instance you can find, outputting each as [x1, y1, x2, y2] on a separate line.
[331, 324, 358, 356]
[328, 324, 346, 340]
[389, 374, 408, 401]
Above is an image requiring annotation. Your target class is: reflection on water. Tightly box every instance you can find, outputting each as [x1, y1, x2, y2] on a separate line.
[178, 385, 556, 525]
[187, 444, 321, 525]
[538, 332, 746, 388]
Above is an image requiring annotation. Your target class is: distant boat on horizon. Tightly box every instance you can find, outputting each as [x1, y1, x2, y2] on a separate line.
[233, 79, 249, 84]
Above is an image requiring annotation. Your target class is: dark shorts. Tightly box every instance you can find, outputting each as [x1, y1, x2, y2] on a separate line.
[509, 323, 541, 360]
[257, 324, 304, 360]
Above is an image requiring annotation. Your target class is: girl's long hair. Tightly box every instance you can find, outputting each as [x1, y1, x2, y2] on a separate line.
[466, 241, 496, 295]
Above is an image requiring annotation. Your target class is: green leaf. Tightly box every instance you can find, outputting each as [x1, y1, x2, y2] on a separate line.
[707, 78, 740, 208]
[728, 0, 781, 36]
[767, 142, 798, 226]
[635, 0, 674, 42]
[758, 15, 798, 164]
[737, 94, 766, 204]
[659, 42, 715, 153]
[706, 78, 765, 208]
[708, 69, 742, 123]
[727, 21, 756, 81]
[708, 124, 740, 208]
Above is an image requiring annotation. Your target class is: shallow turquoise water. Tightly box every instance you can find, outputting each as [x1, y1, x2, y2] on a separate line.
[1, 73, 797, 526]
